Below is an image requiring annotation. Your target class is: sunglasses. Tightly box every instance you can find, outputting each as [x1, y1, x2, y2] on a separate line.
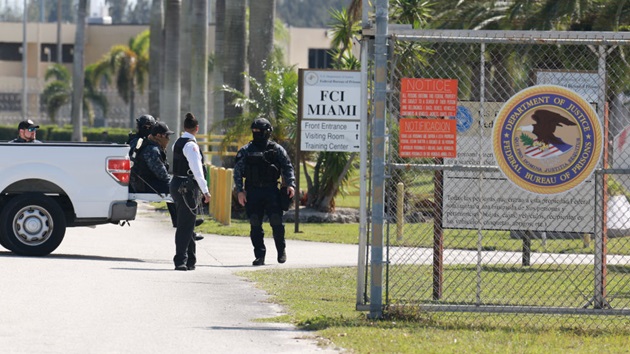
[27, 128, 37, 132]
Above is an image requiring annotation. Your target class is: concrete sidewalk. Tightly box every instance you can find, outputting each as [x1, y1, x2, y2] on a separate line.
[0, 203, 357, 353]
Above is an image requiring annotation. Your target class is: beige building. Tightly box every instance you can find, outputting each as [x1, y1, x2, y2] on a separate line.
[0, 22, 333, 127]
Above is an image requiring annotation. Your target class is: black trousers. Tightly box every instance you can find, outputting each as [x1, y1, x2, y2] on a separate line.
[169, 177, 197, 267]
[245, 186, 285, 259]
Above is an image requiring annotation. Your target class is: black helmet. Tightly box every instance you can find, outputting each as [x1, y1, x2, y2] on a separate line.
[136, 114, 156, 130]
[251, 118, 273, 132]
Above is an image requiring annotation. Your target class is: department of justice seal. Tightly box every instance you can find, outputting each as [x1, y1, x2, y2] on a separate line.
[492, 85, 603, 194]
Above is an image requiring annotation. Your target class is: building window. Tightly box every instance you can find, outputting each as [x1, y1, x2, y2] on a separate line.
[0, 93, 21, 111]
[308, 48, 333, 69]
[0, 42, 23, 61]
[40, 44, 74, 63]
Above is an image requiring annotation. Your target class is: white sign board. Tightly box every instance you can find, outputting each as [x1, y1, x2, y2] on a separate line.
[301, 120, 361, 152]
[300, 70, 362, 152]
[442, 102, 595, 233]
[535, 70, 599, 103]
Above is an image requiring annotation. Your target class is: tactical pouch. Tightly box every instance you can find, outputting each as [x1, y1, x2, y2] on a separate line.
[279, 186, 293, 211]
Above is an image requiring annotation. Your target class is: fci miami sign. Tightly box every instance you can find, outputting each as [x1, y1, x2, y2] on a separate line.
[492, 85, 603, 195]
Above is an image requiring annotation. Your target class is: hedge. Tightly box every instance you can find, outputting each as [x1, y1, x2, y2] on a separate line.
[0, 125, 132, 144]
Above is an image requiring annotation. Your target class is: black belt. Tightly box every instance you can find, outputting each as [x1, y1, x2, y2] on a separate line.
[246, 182, 278, 188]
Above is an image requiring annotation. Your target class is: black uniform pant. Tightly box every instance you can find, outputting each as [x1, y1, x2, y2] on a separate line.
[245, 186, 285, 259]
[169, 177, 198, 267]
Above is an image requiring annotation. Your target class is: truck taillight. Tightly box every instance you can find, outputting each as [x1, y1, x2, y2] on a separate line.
[107, 157, 131, 185]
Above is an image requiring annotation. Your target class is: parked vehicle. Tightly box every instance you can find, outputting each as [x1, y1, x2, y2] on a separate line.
[0, 142, 137, 256]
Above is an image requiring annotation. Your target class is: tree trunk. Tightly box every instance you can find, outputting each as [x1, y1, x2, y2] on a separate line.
[164, 0, 181, 162]
[248, 0, 275, 88]
[224, 0, 246, 122]
[211, 0, 225, 166]
[179, 0, 192, 118]
[148, 0, 163, 117]
[318, 152, 356, 212]
[129, 80, 136, 127]
[190, 0, 208, 134]
[71, 0, 87, 142]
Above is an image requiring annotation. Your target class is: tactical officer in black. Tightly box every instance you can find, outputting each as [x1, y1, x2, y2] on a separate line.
[127, 114, 156, 159]
[233, 118, 296, 266]
[169, 113, 211, 271]
[129, 121, 174, 194]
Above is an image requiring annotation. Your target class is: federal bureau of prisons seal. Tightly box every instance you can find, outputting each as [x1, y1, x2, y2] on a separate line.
[492, 85, 603, 194]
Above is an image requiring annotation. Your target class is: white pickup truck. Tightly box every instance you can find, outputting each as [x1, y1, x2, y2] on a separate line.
[0, 142, 137, 256]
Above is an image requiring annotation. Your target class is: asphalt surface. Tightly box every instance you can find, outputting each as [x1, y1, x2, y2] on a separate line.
[0, 203, 359, 353]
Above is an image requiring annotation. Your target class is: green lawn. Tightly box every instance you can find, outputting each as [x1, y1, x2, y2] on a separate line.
[197, 218, 630, 255]
[240, 266, 630, 354]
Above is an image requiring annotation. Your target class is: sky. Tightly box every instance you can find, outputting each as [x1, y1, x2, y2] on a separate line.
[3, 1, 135, 18]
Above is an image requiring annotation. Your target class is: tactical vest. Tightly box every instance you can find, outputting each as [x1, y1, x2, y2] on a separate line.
[244, 141, 281, 188]
[134, 140, 166, 178]
[172, 137, 205, 177]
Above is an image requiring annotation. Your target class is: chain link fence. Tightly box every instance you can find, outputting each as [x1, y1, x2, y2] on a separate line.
[0, 81, 148, 129]
[362, 30, 630, 331]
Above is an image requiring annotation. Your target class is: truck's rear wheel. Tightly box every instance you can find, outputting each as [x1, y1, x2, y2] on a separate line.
[0, 194, 66, 256]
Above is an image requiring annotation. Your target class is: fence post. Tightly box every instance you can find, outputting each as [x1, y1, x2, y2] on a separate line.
[368, 0, 388, 319]
[522, 231, 531, 267]
[396, 182, 404, 241]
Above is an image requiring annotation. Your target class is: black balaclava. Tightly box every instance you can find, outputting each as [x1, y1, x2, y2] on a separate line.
[136, 114, 156, 138]
[251, 118, 272, 148]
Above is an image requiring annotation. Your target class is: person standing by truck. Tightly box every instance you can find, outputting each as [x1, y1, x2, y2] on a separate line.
[130, 121, 205, 241]
[10, 120, 42, 143]
[169, 112, 211, 271]
[130, 121, 174, 195]
[127, 114, 156, 163]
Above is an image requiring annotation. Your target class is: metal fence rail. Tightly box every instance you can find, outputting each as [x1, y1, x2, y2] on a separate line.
[362, 29, 630, 330]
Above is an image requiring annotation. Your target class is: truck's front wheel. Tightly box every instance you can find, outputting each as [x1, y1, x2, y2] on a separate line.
[0, 194, 66, 256]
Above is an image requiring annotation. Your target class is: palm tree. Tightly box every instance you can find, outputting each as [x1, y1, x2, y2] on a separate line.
[180, 0, 192, 118]
[148, 0, 163, 117]
[97, 30, 150, 128]
[213, 0, 226, 137]
[163, 0, 181, 147]
[42, 64, 70, 124]
[42, 63, 109, 127]
[328, 8, 361, 64]
[218, 62, 298, 156]
[71, 0, 88, 142]
[190, 0, 209, 134]
[224, 0, 246, 124]
[248, 0, 276, 88]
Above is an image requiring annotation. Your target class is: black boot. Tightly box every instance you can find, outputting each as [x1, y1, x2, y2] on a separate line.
[277, 250, 286, 264]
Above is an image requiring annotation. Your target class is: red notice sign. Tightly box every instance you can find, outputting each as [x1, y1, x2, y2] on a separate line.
[399, 118, 457, 158]
[400, 78, 458, 117]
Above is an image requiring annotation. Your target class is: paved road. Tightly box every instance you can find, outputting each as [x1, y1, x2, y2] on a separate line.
[0, 203, 358, 353]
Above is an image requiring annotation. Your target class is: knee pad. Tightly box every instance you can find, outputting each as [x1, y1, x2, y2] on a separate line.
[250, 214, 263, 228]
[269, 213, 283, 227]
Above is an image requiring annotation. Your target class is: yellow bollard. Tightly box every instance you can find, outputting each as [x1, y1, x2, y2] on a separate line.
[224, 168, 233, 225]
[397, 182, 404, 242]
[218, 168, 227, 224]
[210, 166, 218, 217]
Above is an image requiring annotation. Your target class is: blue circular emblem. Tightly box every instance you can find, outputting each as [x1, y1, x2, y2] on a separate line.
[455, 105, 473, 133]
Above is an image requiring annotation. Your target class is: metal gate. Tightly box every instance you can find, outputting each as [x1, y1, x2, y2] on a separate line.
[360, 28, 630, 330]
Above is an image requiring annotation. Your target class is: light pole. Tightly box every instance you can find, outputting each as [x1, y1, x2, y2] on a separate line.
[21, 0, 28, 120]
